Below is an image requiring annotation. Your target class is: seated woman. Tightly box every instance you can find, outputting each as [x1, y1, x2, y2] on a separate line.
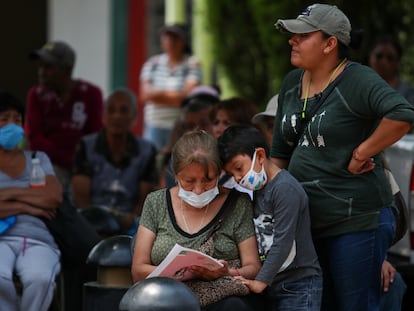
[0, 91, 62, 311]
[131, 131, 262, 310]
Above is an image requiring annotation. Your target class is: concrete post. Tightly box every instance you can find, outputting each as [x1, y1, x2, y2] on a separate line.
[165, 0, 186, 24]
[193, 0, 214, 85]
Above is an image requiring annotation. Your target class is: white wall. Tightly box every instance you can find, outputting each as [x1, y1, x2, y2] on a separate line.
[48, 0, 111, 96]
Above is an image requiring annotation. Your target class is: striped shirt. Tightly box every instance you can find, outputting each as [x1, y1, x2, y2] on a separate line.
[140, 53, 202, 128]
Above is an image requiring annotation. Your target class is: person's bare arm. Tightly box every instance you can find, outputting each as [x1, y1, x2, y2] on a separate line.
[349, 118, 411, 174]
[190, 236, 261, 281]
[0, 175, 62, 210]
[139, 80, 154, 103]
[71, 175, 92, 208]
[230, 237, 268, 294]
[0, 200, 56, 220]
[140, 80, 199, 107]
[232, 236, 262, 278]
[131, 225, 157, 282]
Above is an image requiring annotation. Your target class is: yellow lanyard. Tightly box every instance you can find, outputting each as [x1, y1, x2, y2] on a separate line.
[301, 58, 347, 119]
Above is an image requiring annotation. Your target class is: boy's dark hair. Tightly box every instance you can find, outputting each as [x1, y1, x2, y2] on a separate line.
[0, 91, 25, 122]
[217, 124, 269, 164]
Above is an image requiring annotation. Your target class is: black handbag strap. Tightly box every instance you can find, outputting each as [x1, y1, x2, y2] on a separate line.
[203, 190, 242, 242]
[297, 63, 354, 138]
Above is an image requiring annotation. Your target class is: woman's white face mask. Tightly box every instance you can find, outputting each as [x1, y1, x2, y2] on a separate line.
[178, 182, 219, 208]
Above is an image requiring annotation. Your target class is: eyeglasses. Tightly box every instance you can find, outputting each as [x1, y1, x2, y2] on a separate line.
[374, 52, 398, 62]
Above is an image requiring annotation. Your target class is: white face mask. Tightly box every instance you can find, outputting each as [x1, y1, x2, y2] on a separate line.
[178, 182, 219, 208]
[239, 150, 267, 191]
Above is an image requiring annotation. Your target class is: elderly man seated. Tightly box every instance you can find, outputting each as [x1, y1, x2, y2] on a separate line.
[71, 88, 158, 236]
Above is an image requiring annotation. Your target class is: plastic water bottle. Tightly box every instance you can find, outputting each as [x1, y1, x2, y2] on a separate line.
[30, 158, 46, 188]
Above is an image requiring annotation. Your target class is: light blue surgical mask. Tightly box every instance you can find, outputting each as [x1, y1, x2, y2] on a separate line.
[0, 124, 24, 150]
[178, 182, 219, 208]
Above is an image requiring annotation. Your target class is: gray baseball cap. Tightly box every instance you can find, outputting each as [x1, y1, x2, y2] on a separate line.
[275, 3, 351, 46]
[29, 41, 76, 67]
[252, 94, 278, 124]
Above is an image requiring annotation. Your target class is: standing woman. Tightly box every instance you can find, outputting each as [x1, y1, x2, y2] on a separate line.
[270, 4, 414, 311]
[140, 24, 202, 152]
[0, 91, 62, 311]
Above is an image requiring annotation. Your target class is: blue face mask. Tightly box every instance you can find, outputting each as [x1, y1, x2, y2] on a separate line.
[0, 124, 24, 150]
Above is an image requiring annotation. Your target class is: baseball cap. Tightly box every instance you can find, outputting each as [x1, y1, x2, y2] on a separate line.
[275, 3, 351, 46]
[252, 94, 278, 124]
[160, 24, 188, 41]
[29, 41, 76, 67]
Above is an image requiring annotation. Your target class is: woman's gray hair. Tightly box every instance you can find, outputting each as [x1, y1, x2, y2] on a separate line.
[171, 130, 222, 177]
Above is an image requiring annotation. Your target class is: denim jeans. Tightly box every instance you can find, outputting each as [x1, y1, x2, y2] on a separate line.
[266, 275, 323, 311]
[202, 294, 265, 311]
[314, 207, 395, 311]
[143, 124, 172, 151]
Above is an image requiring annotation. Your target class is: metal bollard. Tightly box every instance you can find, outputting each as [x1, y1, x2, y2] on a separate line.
[83, 235, 133, 311]
[119, 277, 200, 311]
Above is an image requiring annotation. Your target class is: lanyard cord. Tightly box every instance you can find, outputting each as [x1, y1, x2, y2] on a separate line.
[301, 58, 347, 120]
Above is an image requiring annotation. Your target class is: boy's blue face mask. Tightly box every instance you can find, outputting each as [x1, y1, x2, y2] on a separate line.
[0, 123, 24, 150]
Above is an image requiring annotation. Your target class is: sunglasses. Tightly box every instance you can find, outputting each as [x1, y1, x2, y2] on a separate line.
[374, 52, 398, 62]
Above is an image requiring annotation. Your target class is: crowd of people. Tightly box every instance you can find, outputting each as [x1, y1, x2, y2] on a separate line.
[1, 3, 414, 311]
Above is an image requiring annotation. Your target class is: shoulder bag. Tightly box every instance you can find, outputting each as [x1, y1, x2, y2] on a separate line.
[184, 190, 250, 307]
[383, 157, 409, 245]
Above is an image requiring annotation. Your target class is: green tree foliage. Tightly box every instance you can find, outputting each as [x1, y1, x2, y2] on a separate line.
[205, 0, 414, 108]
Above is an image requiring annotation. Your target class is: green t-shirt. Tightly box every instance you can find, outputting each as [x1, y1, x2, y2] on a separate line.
[140, 188, 255, 265]
[271, 62, 414, 239]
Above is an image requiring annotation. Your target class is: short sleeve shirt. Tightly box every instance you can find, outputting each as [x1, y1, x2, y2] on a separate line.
[140, 188, 255, 265]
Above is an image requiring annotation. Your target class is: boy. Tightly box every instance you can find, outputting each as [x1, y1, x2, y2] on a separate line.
[217, 125, 322, 311]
